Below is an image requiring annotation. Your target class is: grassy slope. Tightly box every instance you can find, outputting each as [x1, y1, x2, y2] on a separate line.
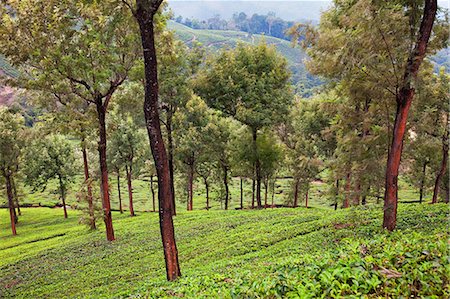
[0, 204, 448, 298]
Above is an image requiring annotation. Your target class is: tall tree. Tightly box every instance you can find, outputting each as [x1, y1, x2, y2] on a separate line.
[124, 0, 181, 281]
[0, 108, 24, 235]
[1, 0, 142, 240]
[195, 42, 293, 208]
[291, 0, 442, 230]
[23, 135, 76, 219]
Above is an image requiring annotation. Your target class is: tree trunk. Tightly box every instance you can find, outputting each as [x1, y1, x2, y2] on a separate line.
[117, 172, 123, 214]
[240, 177, 243, 209]
[82, 142, 96, 230]
[334, 179, 339, 210]
[166, 112, 176, 216]
[383, 0, 437, 231]
[252, 129, 262, 208]
[5, 172, 17, 235]
[204, 177, 210, 210]
[251, 178, 255, 208]
[126, 165, 135, 216]
[419, 161, 428, 204]
[264, 178, 268, 208]
[11, 177, 20, 216]
[58, 175, 68, 219]
[187, 163, 194, 211]
[293, 179, 299, 208]
[305, 189, 309, 208]
[432, 113, 448, 204]
[343, 172, 351, 208]
[96, 102, 115, 241]
[150, 175, 156, 212]
[223, 164, 229, 210]
[136, 7, 181, 280]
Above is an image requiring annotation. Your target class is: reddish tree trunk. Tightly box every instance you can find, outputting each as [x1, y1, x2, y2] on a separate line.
[166, 112, 176, 216]
[383, 0, 437, 231]
[150, 175, 156, 212]
[126, 165, 135, 216]
[187, 163, 194, 211]
[135, 3, 181, 280]
[82, 143, 96, 229]
[117, 172, 123, 214]
[11, 177, 20, 216]
[432, 114, 448, 204]
[343, 172, 351, 208]
[5, 173, 17, 235]
[271, 178, 275, 208]
[96, 102, 115, 241]
[293, 179, 299, 208]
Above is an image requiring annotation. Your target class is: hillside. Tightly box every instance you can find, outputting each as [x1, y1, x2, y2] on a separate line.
[1, 204, 448, 298]
[168, 21, 322, 96]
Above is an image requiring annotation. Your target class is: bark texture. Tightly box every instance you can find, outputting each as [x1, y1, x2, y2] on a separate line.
[383, 0, 437, 231]
[135, 0, 181, 281]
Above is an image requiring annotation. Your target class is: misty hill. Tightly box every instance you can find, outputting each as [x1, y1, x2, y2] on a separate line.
[168, 0, 332, 22]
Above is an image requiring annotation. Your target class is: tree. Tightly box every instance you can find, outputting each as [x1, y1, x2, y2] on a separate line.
[195, 42, 293, 208]
[291, 0, 442, 230]
[1, 0, 142, 241]
[23, 135, 77, 219]
[109, 115, 146, 216]
[0, 108, 24, 235]
[124, 0, 181, 281]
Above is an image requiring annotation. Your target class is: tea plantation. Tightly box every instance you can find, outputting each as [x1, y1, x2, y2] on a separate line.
[0, 203, 448, 298]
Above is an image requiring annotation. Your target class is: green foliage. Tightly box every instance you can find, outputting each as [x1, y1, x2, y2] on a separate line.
[0, 108, 24, 176]
[22, 135, 77, 197]
[0, 204, 447, 298]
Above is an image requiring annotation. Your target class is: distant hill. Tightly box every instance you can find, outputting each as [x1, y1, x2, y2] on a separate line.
[168, 21, 322, 96]
[168, 0, 332, 22]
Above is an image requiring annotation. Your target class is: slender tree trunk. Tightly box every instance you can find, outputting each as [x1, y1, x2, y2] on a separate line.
[251, 178, 255, 208]
[126, 165, 135, 216]
[252, 129, 262, 208]
[150, 175, 156, 212]
[419, 161, 428, 204]
[96, 102, 115, 241]
[58, 175, 68, 219]
[334, 179, 339, 210]
[264, 178, 268, 208]
[187, 163, 194, 211]
[240, 177, 243, 209]
[293, 179, 299, 208]
[223, 164, 229, 210]
[305, 189, 309, 208]
[82, 142, 96, 230]
[136, 7, 181, 280]
[204, 177, 210, 210]
[11, 177, 20, 216]
[166, 112, 176, 216]
[5, 172, 17, 235]
[383, 0, 437, 231]
[432, 114, 448, 204]
[117, 172, 123, 214]
[12, 199, 17, 224]
[343, 172, 351, 208]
